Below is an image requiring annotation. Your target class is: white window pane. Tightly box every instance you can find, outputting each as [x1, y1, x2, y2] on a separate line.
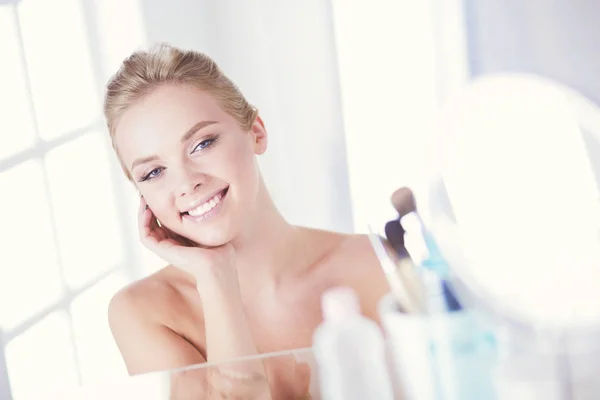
[0, 6, 36, 159]
[45, 132, 124, 289]
[18, 0, 99, 140]
[71, 271, 130, 384]
[6, 311, 79, 400]
[0, 161, 63, 330]
[93, 0, 146, 82]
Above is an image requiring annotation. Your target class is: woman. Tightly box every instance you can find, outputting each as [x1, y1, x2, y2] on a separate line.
[105, 43, 391, 398]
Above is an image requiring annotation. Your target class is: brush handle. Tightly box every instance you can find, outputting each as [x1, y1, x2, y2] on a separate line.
[367, 232, 427, 313]
[442, 281, 463, 311]
[385, 220, 406, 251]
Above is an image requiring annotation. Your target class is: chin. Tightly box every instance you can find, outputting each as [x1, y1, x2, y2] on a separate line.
[186, 228, 236, 248]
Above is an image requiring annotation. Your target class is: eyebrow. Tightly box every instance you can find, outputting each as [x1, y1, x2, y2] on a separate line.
[130, 120, 218, 169]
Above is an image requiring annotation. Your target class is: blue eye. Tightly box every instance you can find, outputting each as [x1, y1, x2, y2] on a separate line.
[192, 137, 217, 153]
[140, 167, 163, 182]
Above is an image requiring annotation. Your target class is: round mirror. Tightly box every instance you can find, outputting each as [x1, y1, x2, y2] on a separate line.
[427, 74, 600, 329]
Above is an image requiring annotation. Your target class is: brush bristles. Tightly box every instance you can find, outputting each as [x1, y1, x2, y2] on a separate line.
[391, 187, 417, 217]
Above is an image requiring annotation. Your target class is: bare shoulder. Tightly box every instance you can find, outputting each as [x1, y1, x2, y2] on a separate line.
[336, 234, 391, 321]
[300, 228, 381, 272]
[304, 230, 390, 322]
[337, 233, 378, 261]
[317, 232, 378, 267]
[108, 266, 206, 374]
[108, 266, 183, 326]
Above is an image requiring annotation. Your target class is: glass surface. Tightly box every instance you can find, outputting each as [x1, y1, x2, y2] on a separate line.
[37, 348, 319, 400]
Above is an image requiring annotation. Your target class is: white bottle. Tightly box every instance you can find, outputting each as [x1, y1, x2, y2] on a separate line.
[313, 286, 395, 400]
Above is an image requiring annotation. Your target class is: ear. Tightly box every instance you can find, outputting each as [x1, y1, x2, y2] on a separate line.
[250, 115, 268, 155]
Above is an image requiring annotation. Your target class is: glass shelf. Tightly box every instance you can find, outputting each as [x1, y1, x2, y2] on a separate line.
[37, 348, 319, 400]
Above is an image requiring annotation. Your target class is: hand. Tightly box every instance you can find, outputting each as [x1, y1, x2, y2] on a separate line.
[138, 197, 238, 289]
[264, 356, 312, 399]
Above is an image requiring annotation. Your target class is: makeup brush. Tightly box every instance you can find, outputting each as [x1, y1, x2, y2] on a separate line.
[391, 188, 417, 221]
[381, 223, 427, 308]
[384, 219, 405, 254]
[390, 187, 462, 312]
[389, 188, 433, 263]
[393, 189, 429, 263]
[392, 188, 445, 271]
[367, 228, 425, 313]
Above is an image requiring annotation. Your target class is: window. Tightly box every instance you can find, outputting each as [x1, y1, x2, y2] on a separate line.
[0, 1, 147, 398]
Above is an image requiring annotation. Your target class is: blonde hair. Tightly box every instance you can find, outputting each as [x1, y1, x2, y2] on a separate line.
[103, 43, 258, 180]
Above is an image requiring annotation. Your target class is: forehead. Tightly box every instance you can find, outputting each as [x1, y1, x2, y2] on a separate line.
[114, 85, 230, 164]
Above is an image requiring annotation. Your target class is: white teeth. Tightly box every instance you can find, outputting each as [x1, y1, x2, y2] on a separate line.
[187, 192, 224, 217]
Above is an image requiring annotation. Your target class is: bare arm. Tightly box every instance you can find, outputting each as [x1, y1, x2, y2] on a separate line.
[108, 288, 206, 375]
[109, 285, 271, 399]
[195, 274, 273, 398]
[199, 279, 260, 363]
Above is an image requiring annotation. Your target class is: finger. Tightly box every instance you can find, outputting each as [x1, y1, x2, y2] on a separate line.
[138, 203, 152, 238]
[165, 227, 197, 247]
[138, 195, 148, 218]
[147, 237, 181, 266]
[152, 239, 203, 274]
[137, 198, 193, 266]
[138, 199, 161, 244]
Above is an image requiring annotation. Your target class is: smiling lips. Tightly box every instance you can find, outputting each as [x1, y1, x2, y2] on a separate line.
[185, 189, 226, 218]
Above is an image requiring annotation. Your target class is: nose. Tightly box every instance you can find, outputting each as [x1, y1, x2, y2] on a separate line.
[175, 166, 204, 197]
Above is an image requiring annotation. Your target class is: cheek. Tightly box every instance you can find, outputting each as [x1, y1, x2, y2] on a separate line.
[140, 188, 173, 220]
[227, 143, 258, 188]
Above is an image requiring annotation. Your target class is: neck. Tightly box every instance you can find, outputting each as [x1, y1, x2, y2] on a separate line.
[230, 177, 300, 286]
